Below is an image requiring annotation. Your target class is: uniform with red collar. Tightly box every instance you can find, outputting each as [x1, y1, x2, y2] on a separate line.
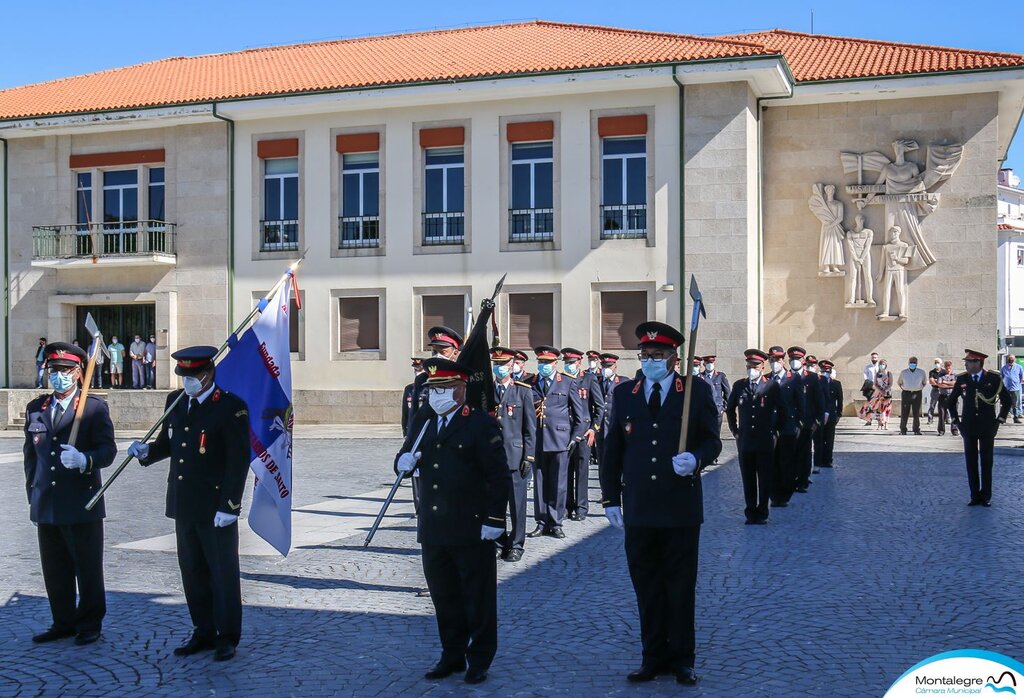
[699, 354, 731, 425]
[767, 346, 804, 506]
[562, 347, 605, 521]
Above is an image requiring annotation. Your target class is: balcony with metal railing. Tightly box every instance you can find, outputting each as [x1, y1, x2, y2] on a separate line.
[338, 215, 380, 249]
[509, 208, 554, 243]
[600, 204, 647, 240]
[260, 220, 300, 252]
[31, 222, 177, 267]
[422, 212, 465, 246]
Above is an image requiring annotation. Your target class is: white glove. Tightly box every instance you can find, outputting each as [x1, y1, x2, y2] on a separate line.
[397, 451, 421, 474]
[128, 440, 150, 461]
[604, 506, 624, 529]
[823, 413, 830, 424]
[59, 445, 87, 472]
[480, 525, 504, 540]
[672, 452, 698, 477]
[213, 512, 238, 527]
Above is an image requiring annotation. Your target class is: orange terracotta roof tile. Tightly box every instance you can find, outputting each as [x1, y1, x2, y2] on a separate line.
[720, 29, 1024, 82]
[0, 21, 771, 121]
[999, 223, 1024, 231]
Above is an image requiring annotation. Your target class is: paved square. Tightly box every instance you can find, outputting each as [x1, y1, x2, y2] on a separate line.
[1, 420, 1022, 696]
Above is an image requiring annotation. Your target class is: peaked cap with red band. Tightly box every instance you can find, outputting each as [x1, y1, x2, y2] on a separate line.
[172, 345, 218, 376]
[586, 350, 600, 359]
[426, 326, 463, 350]
[787, 346, 807, 359]
[702, 355, 717, 363]
[818, 359, 835, 371]
[490, 346, 516, 363]
[599, 352, 619, 365]
[768, 345, 786, 359]
[534, 345, 560, 361]
[561, 347, 584, 361]
[964, 349, 988, 361]
[513, 350, 529, 362]
[744, 348, 769, 365]
[635, 321, 684, 349]
[44, 342, 87, 369]
[423, 357, 470, 384]
[805, 355, 818, 365]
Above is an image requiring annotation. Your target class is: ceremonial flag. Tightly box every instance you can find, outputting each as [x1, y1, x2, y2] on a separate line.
[216, 277, 295, 556]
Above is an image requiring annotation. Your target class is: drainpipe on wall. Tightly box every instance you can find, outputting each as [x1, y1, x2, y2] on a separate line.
[1, 135, 8, 388]
[671, 67, 686, 331]
[211, 105, 235, 330]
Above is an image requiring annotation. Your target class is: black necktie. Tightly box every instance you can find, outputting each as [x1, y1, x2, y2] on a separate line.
[189, 398, 199, 413]
[496, 383, 505, 402]
[53, 401, 64, 425]
[649, 382, 662, 418]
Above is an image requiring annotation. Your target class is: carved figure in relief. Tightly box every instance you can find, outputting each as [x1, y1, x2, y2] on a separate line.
[875, 226, 913, 320]
[844, 214, 875, 306]
[807, 183, 846, 276]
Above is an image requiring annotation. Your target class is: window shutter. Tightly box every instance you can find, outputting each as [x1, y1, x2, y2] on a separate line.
[70, 149, 165, 169]
[336, 133, 380, 153]
[508, 293, 553, 348]
[421, 295, 465, 350]
[601, 291, 647, 350]
[597, 115, 648, 138]
[338, 297, 380, 351]
[257, 139, 299, 159]
[506, 121, 554, 142]
[419, 127, 465, 148]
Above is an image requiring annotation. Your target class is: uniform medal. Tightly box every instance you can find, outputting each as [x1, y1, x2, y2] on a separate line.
[199, 431, 207, 455]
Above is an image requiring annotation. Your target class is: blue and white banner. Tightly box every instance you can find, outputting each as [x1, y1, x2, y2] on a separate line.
[217, 279, 294, 556]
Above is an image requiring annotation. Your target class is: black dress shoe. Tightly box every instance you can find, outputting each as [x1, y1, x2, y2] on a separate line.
[751, 519, 767, 525]
[497, 546, 511, 561]
[967, 500, 982, 507]
[913, 431, 923, 435]
[675, 666, 699, 685]
[576, 513, 587, 521]
[213, 642, 236, 662]
[74, 630, 101, 646]
[464, 667, 488, 684]
[819, 463, 834, 468]
[526, 525, 546, 538]
[425, 658, 466, 679]
[504, 549, 523, 562]
[173, 632, 216, 656]
[548, 527, 566, 539]
[982, 501, 992, 507]
[32, 627, 75, 643]
[627, 665, 661, 683]
[794, 487, 808, 494]
[770, 501, 788, 508]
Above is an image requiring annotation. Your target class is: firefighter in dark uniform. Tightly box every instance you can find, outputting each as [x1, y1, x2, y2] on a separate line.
[788, 346, 822, 493]
[699, 354, 731, 432]
[562, 347, 604, 521]
[402, 357, 426, 437]
[725, 349, 780, 524]
[394, 358, 510, 684]
[767, 346, 804, 507]
[490, 347, 537, 562]
[128, 346, 251, 662]
[597, 353, 626, 470]
[527, 346, 586, 539]
[511, 350, 533, 382]
[803, 355, 828, 474]
[600, 321, 722, 686]
[947, 349, 1013, 506]
[24, 342, 117, 645]
[816, 360, 843, 469]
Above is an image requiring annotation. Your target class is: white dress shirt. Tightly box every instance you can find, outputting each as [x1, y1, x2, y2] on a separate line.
[644, 372, 677, 402]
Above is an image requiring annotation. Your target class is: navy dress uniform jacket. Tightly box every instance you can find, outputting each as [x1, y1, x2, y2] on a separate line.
[947, 371, 1012, 437]
[774, 372, 806, 436]
[725, 377, 781, 453]
[601, 374, 627, 433]
[820, 377, 843, 424]
[394, 406, 511, 546]
[140, 388, 251, 522]
[530, 372, 587, 452]
[600, 374, 723, 528]
[800, 371, 827, 424]
[495, 381, 537, 470]
[577, 372, 606, 434]
[700, 370, 731, 413]
[24, 392, 117, 524]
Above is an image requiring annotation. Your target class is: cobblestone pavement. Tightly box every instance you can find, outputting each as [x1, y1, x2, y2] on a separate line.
[1, 419, 1022, 697]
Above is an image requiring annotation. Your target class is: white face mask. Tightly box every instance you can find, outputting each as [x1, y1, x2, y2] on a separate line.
[808, 365, 819, 374]
[747, 368, 761, 381]
[790, 359, 802, 371]
[588, 360, 599, 371]
[705, 363, 715, 372]
[771, 361, 784, 374]
[691, 366, 700, 376]
[602, 367, 615, 379]
[182, 376, 204, 396]
[428, 388, 458, 416]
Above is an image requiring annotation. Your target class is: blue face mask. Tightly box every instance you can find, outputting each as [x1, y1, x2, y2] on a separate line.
[537, 362, 555, 378]
[49, 371, 75, 393]
[641, 358, 671, 382]
[493, 364, 511, 379]
[564, 362, 580, 376]
[909, 363, 917, 370]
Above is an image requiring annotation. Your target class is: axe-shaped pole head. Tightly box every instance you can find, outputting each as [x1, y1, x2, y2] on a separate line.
[688, 275, 706, 333]
[84, 313, 103, 357]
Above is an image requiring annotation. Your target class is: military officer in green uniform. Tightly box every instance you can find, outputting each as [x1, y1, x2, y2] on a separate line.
[24, 342, 117, 645]
[394, 358, 510, 685]
[128, 346, 251, 661]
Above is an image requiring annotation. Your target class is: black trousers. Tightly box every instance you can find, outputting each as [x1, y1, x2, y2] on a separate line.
[624, 525, 700, 669]
[738, 449, 773, 521]
[961, 431, 996, 502]
[421, 542, 497, 671]
[900, 390, 922, 433]
[937, 393, 952, 434]
[771, 433, 798, 504]
[795, 426, 814, 488]
[816, 420, 837, 466]
[506, 467, 529, 551]
[533, 450, 568, 529]
[175, 520, 242, 644]
[37, 520, 105, 633]
[566, 440, 590, 516]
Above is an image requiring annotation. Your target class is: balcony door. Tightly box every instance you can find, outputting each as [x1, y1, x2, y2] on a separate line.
[102, 170, 139, 254]
[75, 304, 155, 355]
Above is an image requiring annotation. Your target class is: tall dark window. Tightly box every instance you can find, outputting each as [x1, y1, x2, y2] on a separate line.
[601, 137, 647, 239]
[340, 152, 379, 248]
[262, 158, 299, 251]
[148, 168, 165, 222]
[76, 173, 93, 226]
[423, 147, 464, 244]
[600, 291, 647, 350]
[103, 169, 139, 254]
[509, 142, 553, 242]
[421, 295, 465, 350]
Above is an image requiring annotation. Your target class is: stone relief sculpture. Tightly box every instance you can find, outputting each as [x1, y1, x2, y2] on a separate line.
[844, 214, 874, 307]
[875, 225, 913, 321]
[841, 139, 963, 269]
[807, 183, 846, 276]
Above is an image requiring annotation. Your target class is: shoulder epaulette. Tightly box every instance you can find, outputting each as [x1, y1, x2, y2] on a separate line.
[514, 380, 531, 389]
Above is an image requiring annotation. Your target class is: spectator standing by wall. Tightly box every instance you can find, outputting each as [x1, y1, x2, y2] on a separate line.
[937, 361, 957, 436]
[144, 335, 157, 389]
[129, 335, 146, 389]
[999, 355, 1023, 424]
[859, 359, 893, 429]
[927, 358, 944, 425]
[87, 337, 110, 388]
[861, 352, 881, 424]
[34, 337, 46, 388]
[107, 336, 124, 388]
[898, 357, 927, 435]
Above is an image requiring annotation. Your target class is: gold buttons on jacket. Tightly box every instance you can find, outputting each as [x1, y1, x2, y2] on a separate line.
[50, 466, 55, 472]
[178, 475, 183, 481]
[184, 427, 189, 432]
[651, 474, 657, 480]
[432, 484, 438, 490]
[651, 440, 657, 445]
[651, 457, 657, 462]
[433, 463, 439, 469]
[50, 451, 55, 456]
[653, 423, 659, 429]
[178, 459, 184, 464]
[51, 481, 56, 486]
[431, 505, 438, 511]
[181, 442, 187, 447]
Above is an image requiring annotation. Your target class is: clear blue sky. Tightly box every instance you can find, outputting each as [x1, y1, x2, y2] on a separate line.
[2, 0, 1021, 168]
